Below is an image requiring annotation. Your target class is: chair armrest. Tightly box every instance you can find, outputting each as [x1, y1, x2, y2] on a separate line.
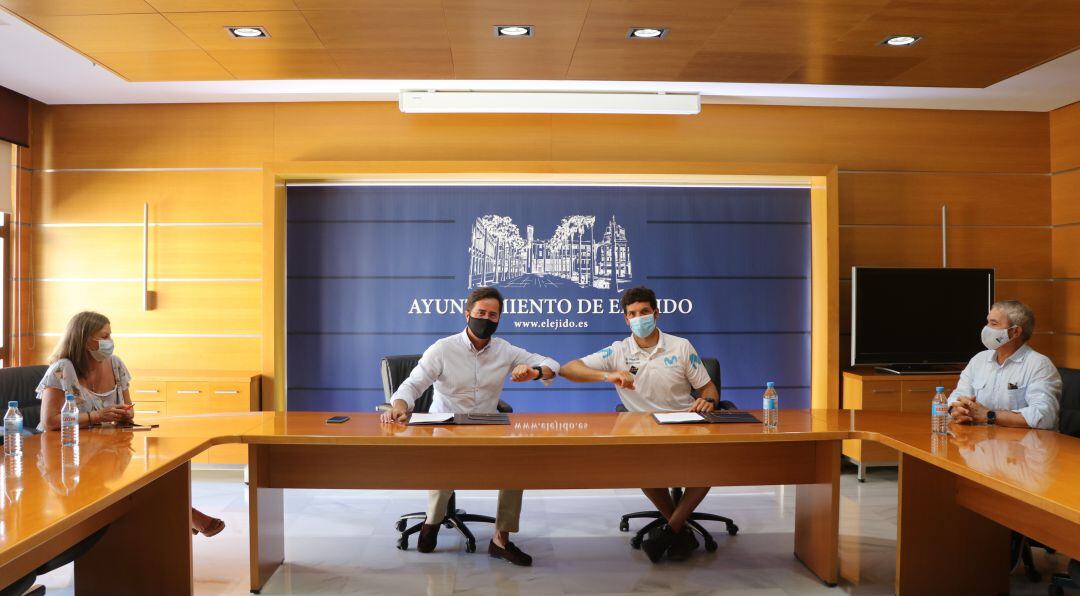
[497, 400, 513, 413]
[615, 403, 629, 413]
[719, 400, 738, 411]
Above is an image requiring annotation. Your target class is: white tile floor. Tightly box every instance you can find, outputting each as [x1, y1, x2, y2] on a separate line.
[35, 467, 1075, 595]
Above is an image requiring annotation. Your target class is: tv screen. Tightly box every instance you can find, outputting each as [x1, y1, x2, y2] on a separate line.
[851, 267, 994, 366]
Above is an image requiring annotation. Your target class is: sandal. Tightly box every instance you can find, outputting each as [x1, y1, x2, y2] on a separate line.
[193, 517, 226, 537]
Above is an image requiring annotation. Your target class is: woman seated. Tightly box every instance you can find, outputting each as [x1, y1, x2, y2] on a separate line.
[36, 311, 225, 537]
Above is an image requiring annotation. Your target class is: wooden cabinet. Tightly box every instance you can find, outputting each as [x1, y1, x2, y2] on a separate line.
[131, 370, 260, 465]
[842, 370, 959, 480]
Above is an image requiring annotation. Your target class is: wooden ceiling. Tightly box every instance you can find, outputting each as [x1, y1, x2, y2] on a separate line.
[3, 0, 1080, 87]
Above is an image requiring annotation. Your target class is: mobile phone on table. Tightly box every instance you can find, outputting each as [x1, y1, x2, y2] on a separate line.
[326, 415, 351, 424]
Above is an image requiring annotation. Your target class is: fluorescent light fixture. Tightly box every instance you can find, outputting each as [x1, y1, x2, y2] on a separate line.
[628, 27, 667, 39]
[227, 26, 269, 38]
[880, 34, 921, 46]
[495, 25, 533, 37]
[399, 91, 700, 115]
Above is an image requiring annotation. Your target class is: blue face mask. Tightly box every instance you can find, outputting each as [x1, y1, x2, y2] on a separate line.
[629, 314, 656, 338]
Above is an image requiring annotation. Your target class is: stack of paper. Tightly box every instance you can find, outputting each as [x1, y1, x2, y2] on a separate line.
[409, 412, 454, 424]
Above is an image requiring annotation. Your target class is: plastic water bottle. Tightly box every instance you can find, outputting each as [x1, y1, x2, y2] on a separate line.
[931, 386, 949, 436]
[61, 394, 80, 447]
[3, 402, 22, 456]
[762, 382, 778, 429]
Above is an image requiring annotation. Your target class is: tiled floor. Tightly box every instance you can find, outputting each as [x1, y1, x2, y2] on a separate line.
[36, 467, 1075, 595]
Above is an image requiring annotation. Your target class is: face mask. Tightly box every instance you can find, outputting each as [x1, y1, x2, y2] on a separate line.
[980, 325, 1014, 351]
[468, 316, 498, 340]
[629, 314, 656, 338]
[90, 338, 114, 361]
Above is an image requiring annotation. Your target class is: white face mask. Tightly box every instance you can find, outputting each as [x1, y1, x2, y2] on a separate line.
[90, 338, 114, 361]
[980, 325, 1014, 351]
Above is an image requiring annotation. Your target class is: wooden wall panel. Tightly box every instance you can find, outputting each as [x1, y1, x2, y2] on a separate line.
[1055, 282, 1080, 336]
[32, 171, 263, 223]
[33, 226, 261, 279]
[550, 106, 1048, 173]
[840, 227, 1050, 280]
[1056, 335, 1080, 370]
[839, 173, 1049, 226]
[1051, 169, 1080, 225]
[272, 103, 555, 162]
[1052, 227, 1080, 278]
[1050, 101, 1080, 173]
[35, 103, 274, 169]
[26, 337, 260, 371]
[35, 282, 260, 335]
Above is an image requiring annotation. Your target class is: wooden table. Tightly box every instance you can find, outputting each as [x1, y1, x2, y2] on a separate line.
[2, 410, 1078, 596]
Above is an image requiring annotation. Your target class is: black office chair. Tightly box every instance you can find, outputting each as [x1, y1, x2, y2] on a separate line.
[1012, 367, 1080, 587]
[0, 365, 95, 596]
[616, 357, 739, 552]
[1047, 368, 1080, 595]
[377, 354, 513, 553]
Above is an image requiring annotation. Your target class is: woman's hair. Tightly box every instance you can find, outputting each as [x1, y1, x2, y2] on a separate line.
[49, 311, 110, 379]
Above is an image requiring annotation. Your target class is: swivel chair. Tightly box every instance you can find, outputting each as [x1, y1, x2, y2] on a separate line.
[377, 354, 513, 553]
[616, 357, 739, 552]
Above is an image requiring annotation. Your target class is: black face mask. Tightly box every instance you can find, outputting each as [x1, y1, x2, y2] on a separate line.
[468, 316, 499, 340]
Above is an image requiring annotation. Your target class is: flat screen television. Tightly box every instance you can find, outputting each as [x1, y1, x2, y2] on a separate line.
[851, 267, 994, 369]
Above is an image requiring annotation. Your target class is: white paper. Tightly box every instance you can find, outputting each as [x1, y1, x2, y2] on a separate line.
[409, 412, 454, 424]
[653, 412, 704, 424]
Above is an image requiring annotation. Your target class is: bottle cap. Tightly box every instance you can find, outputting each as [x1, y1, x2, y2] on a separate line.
[7, 401, 17, 408]
[65, 394, 76, 401]
[766, 381, 775, 388]
[936, 386, 945, 392]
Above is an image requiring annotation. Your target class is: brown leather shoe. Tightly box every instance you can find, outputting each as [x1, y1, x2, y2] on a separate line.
[488, 540, 532, 566]
[417, 523, 439, 553]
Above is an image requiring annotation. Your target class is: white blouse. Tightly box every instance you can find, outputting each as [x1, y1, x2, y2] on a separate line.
[35, 356, 132, 431]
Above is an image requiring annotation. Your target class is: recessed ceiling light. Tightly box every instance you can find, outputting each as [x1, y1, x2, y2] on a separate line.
[495, 25, 533, 37]
[227, 26, 269, 39]
[628, 27, 667, 39]
[880, 34, 921, 47]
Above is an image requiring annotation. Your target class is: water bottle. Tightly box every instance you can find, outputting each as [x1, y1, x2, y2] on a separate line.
[3, 402, 22, 456]
[762, 382, 778, 429]
[931, 386, 949, 436]
[61, 394, 80, 447]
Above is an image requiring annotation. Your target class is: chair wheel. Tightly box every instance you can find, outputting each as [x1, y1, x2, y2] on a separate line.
[395, 520, 407, 532]
[465, 540, 476, 554]
[705, 540, 718, 553]
[397, 537, 409, 551]
[1048, 585, 1064, 596]
[630, 536, 643, 550]
[619, 520, 630, 532]
[727, 524, 739, 536]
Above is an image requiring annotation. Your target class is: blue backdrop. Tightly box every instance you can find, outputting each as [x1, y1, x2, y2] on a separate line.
[286, 184, 811, 412]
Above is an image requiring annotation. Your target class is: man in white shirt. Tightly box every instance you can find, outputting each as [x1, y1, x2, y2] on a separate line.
[560, 286, 720, 563]
[380, 286, 558, 566]
[949, 300, 1062, 430]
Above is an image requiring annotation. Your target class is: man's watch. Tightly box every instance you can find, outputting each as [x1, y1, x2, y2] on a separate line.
[532, 366, 544, 381]
[986, 410, 997, 425]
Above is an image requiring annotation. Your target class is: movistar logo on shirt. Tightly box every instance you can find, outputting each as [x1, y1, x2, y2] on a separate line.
[689, 353, 702, 370]
[600, 347, 614, 359]
[664, 355, 678, 366]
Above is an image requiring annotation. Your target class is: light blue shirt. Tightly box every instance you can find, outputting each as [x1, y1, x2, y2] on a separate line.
[391, 329, 559, 414]
[948, 343, 1062, 430]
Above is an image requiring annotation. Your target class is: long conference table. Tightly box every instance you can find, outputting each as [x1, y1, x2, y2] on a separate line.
[0, 410, 1078, 595]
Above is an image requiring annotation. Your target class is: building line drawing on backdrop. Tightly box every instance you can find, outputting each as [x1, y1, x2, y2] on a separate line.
[467, 214, 632, 292]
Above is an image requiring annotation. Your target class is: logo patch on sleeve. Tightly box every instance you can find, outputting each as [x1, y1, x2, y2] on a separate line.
[600, 347, 614, 359]
[689, 353, 702, 370]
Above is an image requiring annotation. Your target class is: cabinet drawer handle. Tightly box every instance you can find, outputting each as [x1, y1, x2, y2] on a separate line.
[871, 389, 898, 394]
[176, 390, 202, 395]
[214, 390, 240, 395]
[135, 409, 160, 415]
[135, 389, 159, 394]
[907, 388, 932, 393]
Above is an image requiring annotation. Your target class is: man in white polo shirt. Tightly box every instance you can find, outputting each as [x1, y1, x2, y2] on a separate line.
[380, 286, 560, 566]
[949, 300, 1061, 429]
[560, 286, 720, 563]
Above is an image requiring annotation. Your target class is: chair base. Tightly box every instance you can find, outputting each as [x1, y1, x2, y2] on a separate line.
[619, 510, 738, 553]
[395, 493, 494, 554]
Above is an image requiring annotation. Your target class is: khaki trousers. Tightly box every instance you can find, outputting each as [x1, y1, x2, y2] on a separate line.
[426, 489, 523, 533]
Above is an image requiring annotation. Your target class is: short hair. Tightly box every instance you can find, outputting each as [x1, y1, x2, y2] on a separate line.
[466, 286, 503, 313]
[991, 300, 1035, 342]
[620, 286, 658, 313]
